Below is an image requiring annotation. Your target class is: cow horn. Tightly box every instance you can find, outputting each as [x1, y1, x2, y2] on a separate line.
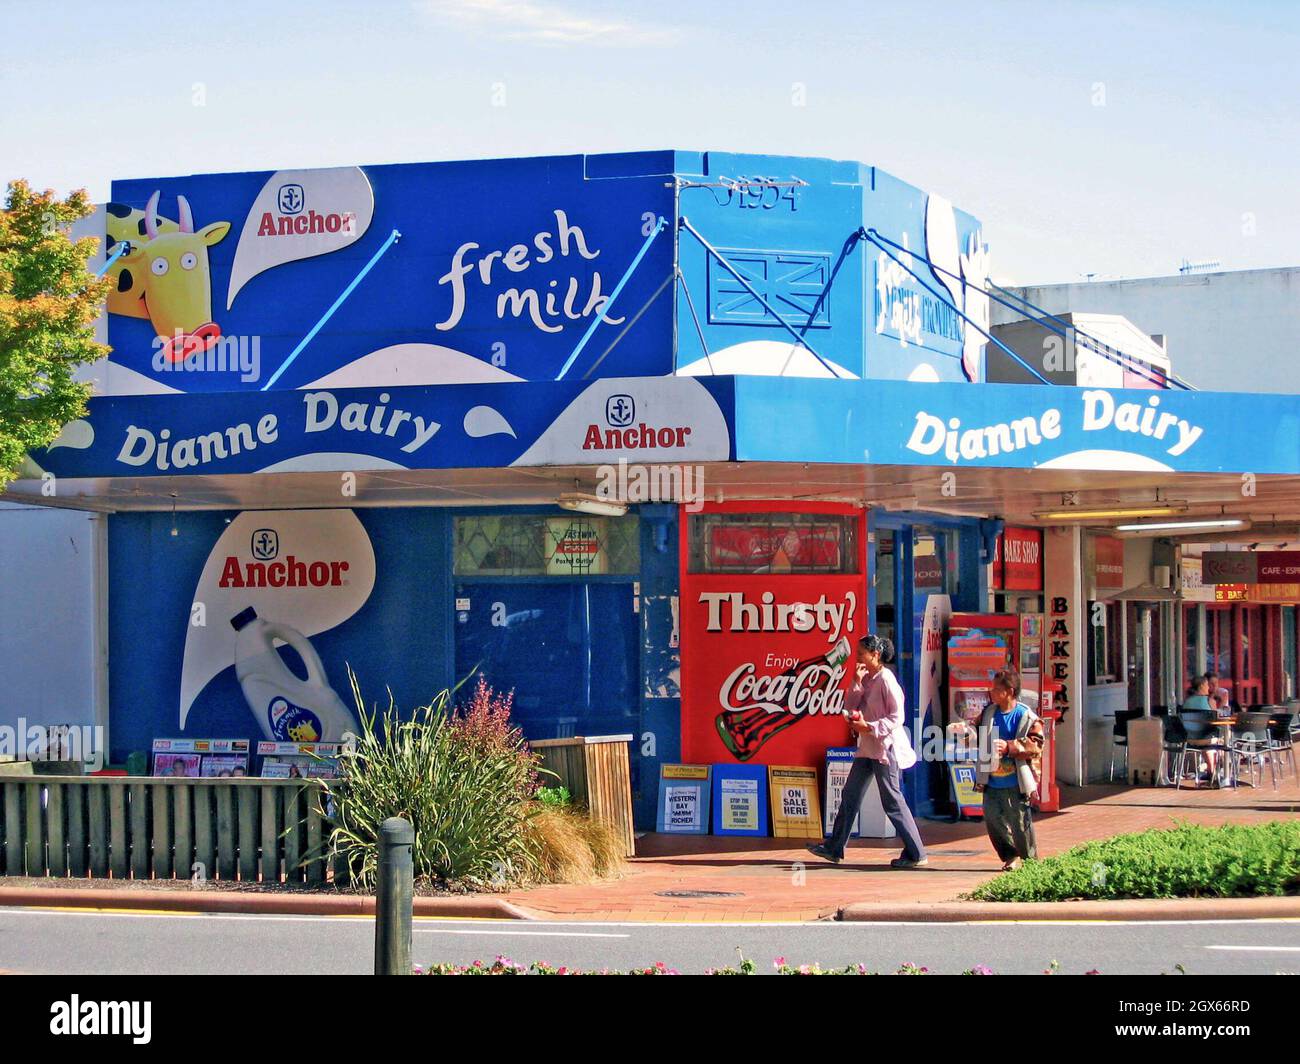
[144, 191, 160, 240]
[177, 195, 194, 234]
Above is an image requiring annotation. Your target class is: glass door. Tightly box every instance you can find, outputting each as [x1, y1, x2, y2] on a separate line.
[875, 529, 896, 649]
[1283, 607, 1297, 701]
[1235, 605, 1264, 706]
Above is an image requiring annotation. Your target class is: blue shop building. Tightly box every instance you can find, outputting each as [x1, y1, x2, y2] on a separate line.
[9, 150, 1300, 828]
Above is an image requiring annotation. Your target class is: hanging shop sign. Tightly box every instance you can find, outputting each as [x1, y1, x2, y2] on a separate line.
[1214, 583, 1300, 603]
[767, 765, 822, 839]
[655, 764, 711, 834]
[1203, 550, 1300, 585]
[992, 527, 1043, 591]
[1094, 536, 1125, 591]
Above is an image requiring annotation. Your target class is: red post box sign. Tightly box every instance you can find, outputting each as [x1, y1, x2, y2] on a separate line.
[680, 574, 865, 767]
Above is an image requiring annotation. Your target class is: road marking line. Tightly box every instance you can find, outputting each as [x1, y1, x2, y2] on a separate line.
[1204, 945, 1300, 952]
[414, 929, 629, 938]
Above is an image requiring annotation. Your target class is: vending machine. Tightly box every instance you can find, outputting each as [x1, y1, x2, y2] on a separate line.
[946, 612, 1045, 725]
[942, 612, 1045, 819]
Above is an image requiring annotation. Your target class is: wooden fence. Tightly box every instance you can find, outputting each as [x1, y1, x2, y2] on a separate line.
[531, 735, 636, 856]
[0, 776, 339, 884]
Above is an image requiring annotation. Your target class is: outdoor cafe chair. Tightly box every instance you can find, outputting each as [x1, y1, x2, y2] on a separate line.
[1232, 710, 1280, 790]
[1267, 712, 1296, 779]
[1109, 707, 1144, 782]
[1173, 709, 1234, 789]
[1159, 713, 1188, 786]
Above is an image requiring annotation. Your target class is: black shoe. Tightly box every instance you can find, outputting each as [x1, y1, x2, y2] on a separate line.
[890, 855, 930, 869]
[807, 843, 842, 864]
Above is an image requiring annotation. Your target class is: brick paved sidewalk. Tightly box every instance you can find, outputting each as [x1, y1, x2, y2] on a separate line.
[499, 778, 1300, 921]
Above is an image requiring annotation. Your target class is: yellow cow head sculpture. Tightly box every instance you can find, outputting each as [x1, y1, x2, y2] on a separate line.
[105, 192, 231, 362]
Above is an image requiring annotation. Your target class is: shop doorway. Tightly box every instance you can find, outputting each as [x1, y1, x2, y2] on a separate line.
[870, 514, 979, 817]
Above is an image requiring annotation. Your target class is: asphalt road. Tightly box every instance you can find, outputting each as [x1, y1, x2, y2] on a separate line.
[1, 909, 1298, 975]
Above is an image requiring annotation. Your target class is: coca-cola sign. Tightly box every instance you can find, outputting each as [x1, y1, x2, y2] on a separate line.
[718, 645, 849, 717]
[681, 574, 865, 768]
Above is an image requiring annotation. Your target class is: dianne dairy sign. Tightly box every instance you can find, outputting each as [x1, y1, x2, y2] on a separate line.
[27, 377, 733, 479]
[731, 378, 1300, 475]
[904, 390, 1202, 464]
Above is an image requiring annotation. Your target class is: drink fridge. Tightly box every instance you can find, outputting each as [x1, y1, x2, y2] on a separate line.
[946, 612, 1045, 726]
[943, 612, 1045, 818]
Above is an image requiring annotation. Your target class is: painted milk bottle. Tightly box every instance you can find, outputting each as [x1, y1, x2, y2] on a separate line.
[230, 606, 356, 742]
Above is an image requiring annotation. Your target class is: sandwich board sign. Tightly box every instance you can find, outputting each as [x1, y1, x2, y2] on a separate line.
[824, 747, 897, 839]
[824, 748, 861, 837]
[711, 763, 768, 836]
[656, 764, 711, 834]
[768, 765, 822, 839]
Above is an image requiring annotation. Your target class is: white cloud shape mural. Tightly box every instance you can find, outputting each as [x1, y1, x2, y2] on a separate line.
[227, 167, 374, 308]
[178, 509, 376, 728]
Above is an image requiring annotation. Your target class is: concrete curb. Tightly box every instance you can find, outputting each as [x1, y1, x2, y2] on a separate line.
[0, 886, 534, 921]
[837, 896, 1300, 922]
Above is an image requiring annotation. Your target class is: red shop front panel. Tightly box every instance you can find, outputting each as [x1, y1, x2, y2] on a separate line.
[680, 504, 866, 770]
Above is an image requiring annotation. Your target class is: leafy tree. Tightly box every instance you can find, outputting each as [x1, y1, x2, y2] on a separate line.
[0, 181, 108, 489]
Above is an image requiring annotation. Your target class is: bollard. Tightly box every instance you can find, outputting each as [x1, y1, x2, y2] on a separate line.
[374, 816, 414, 975]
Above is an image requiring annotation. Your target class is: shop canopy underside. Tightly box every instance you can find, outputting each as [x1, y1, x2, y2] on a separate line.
[8, 461, 1300, 535]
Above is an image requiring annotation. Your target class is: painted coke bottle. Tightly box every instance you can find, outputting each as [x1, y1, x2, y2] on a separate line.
[715, 637, 851, 761]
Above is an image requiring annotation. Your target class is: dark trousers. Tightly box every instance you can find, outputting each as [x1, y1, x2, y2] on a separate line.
[982, 786, 1038, 861]
[827, 754, 926, 861]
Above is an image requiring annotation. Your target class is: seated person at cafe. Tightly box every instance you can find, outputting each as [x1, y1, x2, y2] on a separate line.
[1206, 671, 1233, 714]
[1182, 675, 1213, 712]
[1182, 675, 1223, 785]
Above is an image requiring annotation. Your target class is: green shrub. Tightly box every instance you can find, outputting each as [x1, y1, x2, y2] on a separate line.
[536, 785, 572, 807]
[967, 820, 1300, 902]
[319, 673, 542, 890]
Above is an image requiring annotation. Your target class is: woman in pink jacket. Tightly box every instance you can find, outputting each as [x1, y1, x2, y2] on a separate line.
[808, 634, 928, 868]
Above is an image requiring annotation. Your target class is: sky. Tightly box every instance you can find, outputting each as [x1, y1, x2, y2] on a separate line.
[1, 0, 1297, 284]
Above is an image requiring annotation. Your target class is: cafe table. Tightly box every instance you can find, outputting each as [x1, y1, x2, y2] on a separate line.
[1205, 716, 1280, 787]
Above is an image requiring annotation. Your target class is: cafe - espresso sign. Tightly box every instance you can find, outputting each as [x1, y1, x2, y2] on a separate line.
[1203, 551, 1300, 585]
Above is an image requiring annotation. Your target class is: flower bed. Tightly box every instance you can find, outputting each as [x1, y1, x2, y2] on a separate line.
[413, 955, 1103, 975]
